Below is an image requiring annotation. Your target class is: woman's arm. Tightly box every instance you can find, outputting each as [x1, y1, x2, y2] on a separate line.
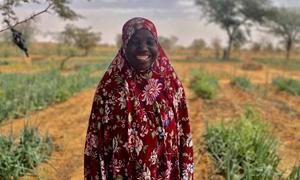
[84, 96, 107, 180]
[177, 89, 194, 180]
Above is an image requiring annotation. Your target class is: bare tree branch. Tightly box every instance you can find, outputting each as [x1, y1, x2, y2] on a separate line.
[0, 2, 53, 33]
[59, 52, 87, 70]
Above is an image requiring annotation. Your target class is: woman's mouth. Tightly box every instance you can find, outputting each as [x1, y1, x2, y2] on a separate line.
[136, 55, 151, 62]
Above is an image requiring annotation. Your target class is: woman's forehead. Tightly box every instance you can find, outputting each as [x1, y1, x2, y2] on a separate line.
[131, 29, 154, 39]
[122, 17, 158, 47]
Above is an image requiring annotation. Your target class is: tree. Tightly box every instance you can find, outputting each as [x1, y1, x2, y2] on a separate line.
[264, 7, 300, 60]
[195, 0, 272, 60]
[251, 42, 262, 53]
[158, 36, 178, 50]
[232, 30, 247, 49]
[59, 24, 101, 56]
[115, 33, 122, 48]
[264, 42, 274, 52]
[190, 38, 206, 56]
[211, 37, 222, 59]
[0, 0, 85, 32]
[57, 24, 101, 69]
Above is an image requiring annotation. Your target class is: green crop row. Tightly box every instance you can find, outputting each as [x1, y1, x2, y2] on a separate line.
[272, 76, 300, 96]
[205, 107, 299, 179]
[190, 67, 300, 98]
[0, 65, 103, 122]
[0, 125, 53, 179]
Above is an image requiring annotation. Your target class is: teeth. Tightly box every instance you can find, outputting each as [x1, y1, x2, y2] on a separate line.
[136, 55, 149, 60]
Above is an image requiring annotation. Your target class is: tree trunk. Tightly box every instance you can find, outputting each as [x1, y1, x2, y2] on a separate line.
[59, 55, 73, 70]
[60, 58, 68, 70]
[215, 48, 220, 59]
[84, 48, 89, 56]
[286, 39, 292, 61]
[224, 36, 233, 60]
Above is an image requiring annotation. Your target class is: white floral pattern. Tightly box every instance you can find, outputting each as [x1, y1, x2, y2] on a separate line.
[141, 78, 162, 105]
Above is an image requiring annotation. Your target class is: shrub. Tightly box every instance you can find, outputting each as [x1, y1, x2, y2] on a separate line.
[204, 108, 282, 179]
[272, 76, 300, 96]
[241, 62, 263, 71]
[231, 76, 253, 91]
[0, 125, 53, 179]
[189, 69, 219, 99]
[0, 60, 9, 65]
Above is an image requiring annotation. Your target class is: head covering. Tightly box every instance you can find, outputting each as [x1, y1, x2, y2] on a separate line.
[84, 17, 194, 179]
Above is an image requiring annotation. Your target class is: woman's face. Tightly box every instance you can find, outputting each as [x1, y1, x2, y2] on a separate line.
[125, 28, 158, 71]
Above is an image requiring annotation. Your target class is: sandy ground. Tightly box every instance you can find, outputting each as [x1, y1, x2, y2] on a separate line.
[1, 62, 300, 179]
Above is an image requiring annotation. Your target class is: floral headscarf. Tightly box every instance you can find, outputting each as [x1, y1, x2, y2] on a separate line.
[84, 17, 194, 180]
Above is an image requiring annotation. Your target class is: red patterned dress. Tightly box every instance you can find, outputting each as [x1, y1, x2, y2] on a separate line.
[84, 17, 194, 180]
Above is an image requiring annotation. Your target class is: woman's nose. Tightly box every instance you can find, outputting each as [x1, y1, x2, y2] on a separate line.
[137, 41, 147, 50]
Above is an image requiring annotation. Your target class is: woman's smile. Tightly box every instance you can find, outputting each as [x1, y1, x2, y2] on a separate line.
[125, 28, 158, 71]
[135, 53, 152, 64]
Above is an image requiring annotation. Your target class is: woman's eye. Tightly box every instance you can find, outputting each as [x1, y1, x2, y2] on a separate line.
[147, 39, 156, 46]
[147, 40, 154, 46]
[131, 39, 139, 45]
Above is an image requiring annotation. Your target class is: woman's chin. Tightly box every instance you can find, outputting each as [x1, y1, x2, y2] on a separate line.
[134, 62, 152, 71]
[135, 65, 150, 71]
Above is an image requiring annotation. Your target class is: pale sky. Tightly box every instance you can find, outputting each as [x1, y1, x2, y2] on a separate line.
[1, 0, 300, 47]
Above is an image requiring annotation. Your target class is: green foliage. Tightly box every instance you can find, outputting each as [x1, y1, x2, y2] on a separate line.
[0, 60, 10, 65]
[231, 76, 253, 91]
[0, 67, 100, 122]
[195, 0, 273, 59]
[272, 76, 300, 96]
[189, 38, 206, 56]
[287, 166, 300, 180]
[189, 69, 219, 99]
[0, 0, 81, 23]
[0, 124, 53, 179]
[205, 108, 282, 179]
[264, 7, 300, 60]
[58, 24, 101, 56]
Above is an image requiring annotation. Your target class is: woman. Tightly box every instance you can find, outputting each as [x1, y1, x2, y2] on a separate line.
[84, 17, 194, 180]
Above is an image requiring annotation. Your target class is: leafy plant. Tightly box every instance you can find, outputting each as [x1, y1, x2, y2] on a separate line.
[272, 76, 300, 96]
[0, 124, 53, 179]
[189, 69, 219, 99]
[231, 76, 253, 91]
[0, 60, 9, 65]
[204, 107, 282, 179]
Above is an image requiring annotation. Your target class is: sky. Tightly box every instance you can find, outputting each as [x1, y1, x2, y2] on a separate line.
[1, 0, 300, 46]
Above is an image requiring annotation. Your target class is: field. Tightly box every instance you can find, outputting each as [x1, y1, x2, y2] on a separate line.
[0, 46, 300, 179]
